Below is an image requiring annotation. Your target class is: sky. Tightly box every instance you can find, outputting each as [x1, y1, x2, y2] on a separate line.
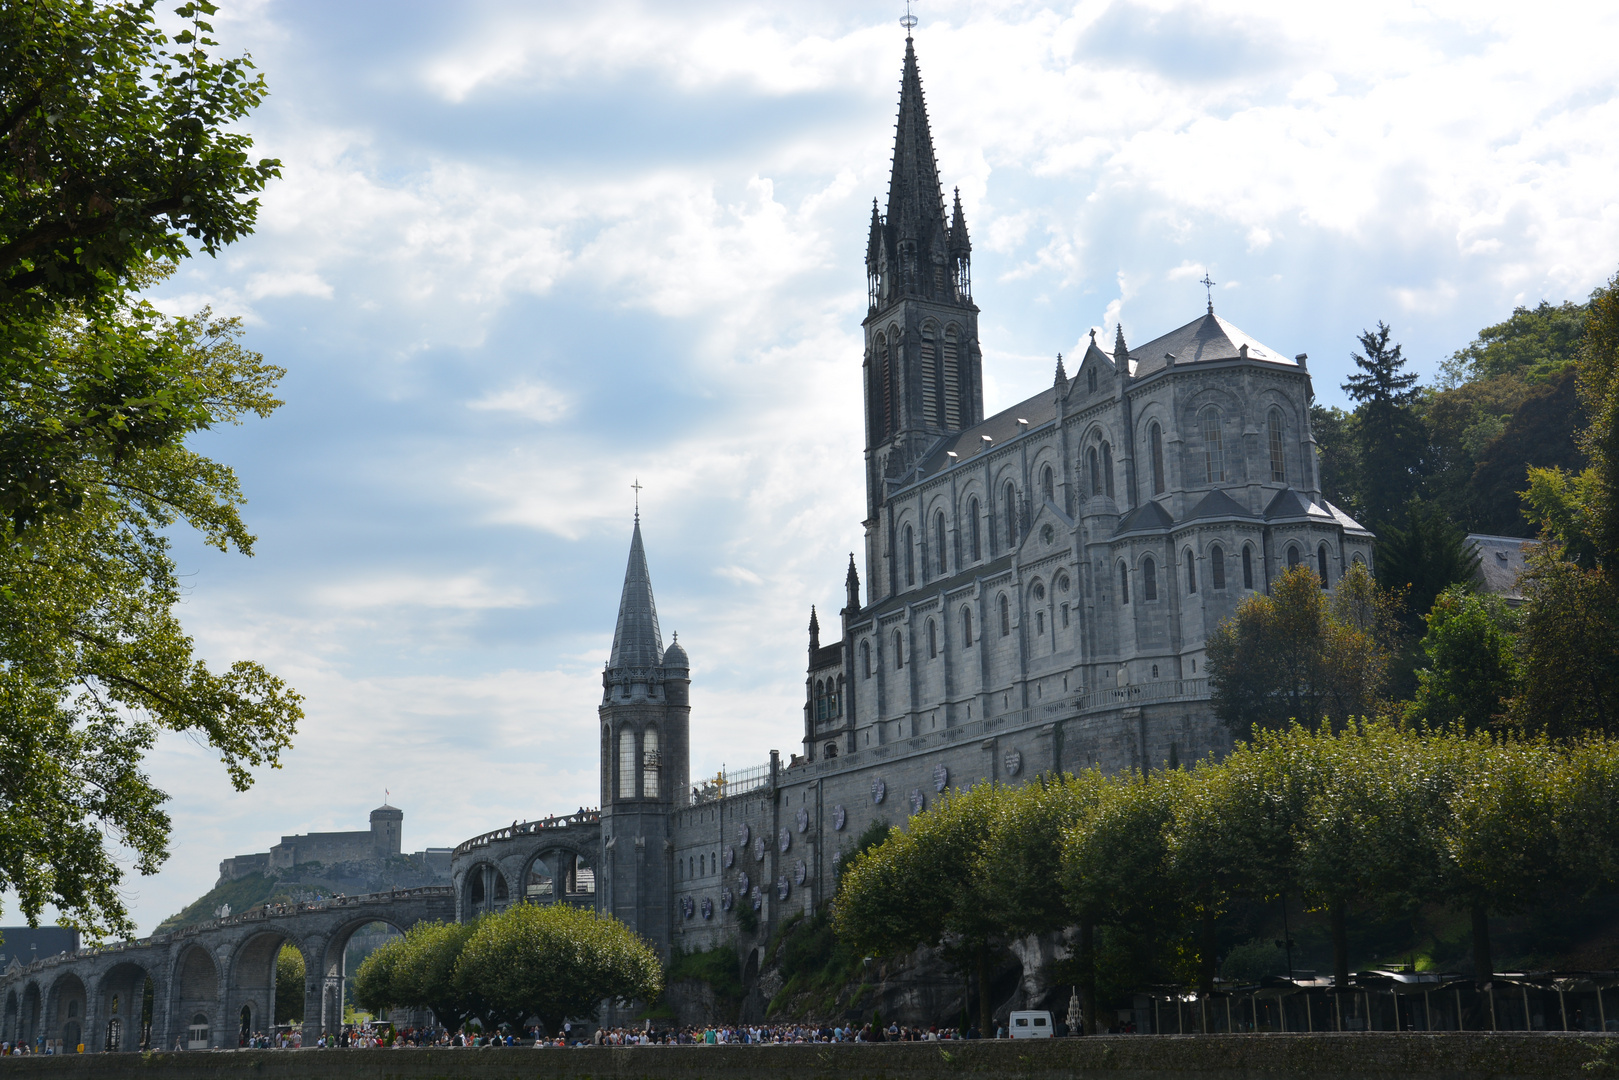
[47, 0, 1619, 935]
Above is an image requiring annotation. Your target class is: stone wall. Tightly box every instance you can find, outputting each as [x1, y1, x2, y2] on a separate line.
[1, 1035, 1614, 1080]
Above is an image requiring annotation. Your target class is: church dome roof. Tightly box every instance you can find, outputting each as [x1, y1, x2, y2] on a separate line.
[662, 634, 689, 668]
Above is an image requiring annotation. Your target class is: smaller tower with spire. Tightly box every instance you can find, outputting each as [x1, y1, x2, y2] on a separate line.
[598, 515, 689, 960]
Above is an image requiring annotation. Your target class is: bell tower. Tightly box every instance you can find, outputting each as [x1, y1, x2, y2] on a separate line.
[598, 514, 689, 958]
[863, 32, 983, 595]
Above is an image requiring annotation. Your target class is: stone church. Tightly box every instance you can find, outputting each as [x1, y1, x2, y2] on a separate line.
[447, 32, 1372, 969]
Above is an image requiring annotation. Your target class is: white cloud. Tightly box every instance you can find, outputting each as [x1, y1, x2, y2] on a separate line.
[468, 381, 573, 424]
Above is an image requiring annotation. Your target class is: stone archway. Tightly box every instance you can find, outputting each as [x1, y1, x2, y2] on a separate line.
[521, 846, 596, 905]
[314, 916, 407, 1035]
[97, 961, 155, 1051]
[45, 972, 86, 1052]
[461, 861, 510, 918]
[19, 982, 41, 1047]
[171, 945, 218, 1050]
[3, 986, 18, 1044]
[228, 930, 294, 1047]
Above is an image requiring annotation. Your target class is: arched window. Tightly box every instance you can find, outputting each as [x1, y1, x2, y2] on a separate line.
[642, 727, 660, 798]
[1242, 544, 1255, 590]
[1201, 408, 1224, 484]
[935, 512, 947, 576]
[1143, 556, 1158, 601]
[1317, 543, 1330, 587]
[861, 640, 871, 678]
[1101, 442, 1115, 498]
[1268, 407, 1286, 483]
[927, 619, 938, 658]
[1287, 545, 1300, 569]
[876, 333, 892, 441]
[1149, 422, 1165, 495]
[824, 742, 839, 759]
[1185, 549, 1197, 594]
[834, 677, 844, 715]
[618, 727, 635, 800]
[887, 328, 902, 439]
[999, 594, 1010, 636]
[894, 629, 904, 669]
[1004, 482, 1018, 547]
[1087, 366, 1097, 394]
[1036, 610, 1045, 636]
[1119, 562, 1130, 604]
[969, 497, 982, 560]
[962, 606, 974, 646]
[1087, 447, 1101, 496]
[904, 525, 915, 587]
[1042, 465, 1054, 503]
[1211, 545, 1226, 590]
[813, 679, 822, 720]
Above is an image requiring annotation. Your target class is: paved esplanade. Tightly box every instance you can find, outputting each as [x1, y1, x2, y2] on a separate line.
[0, 888, 452, 1051]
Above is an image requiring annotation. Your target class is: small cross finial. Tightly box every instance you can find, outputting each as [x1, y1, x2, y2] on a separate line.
[901, 0, 917, 34]
[1200, 272, 1216, 313]
[631, 477, 643, 517]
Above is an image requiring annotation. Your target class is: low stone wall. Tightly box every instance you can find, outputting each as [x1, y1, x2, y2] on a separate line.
[1, 1035, 1616, 1080]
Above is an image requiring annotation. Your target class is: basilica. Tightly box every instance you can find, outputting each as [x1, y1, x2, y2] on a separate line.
[450, 31, 1372, 964]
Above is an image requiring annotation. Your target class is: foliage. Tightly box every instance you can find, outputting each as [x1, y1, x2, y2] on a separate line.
[668, 942, 745, 1005]
[275, 943, 304, 1025]
[1342, 322, 1426, 528]
[1206, 564, 1392, 737]
[352, 933, 407, 1018]
[0, 0, 296, 940]
[454, 902, 662, 1035]
[1408, 587, 1520, 731]
[1374, 501, 1482, 630]
[1441, 300, 1591, 388]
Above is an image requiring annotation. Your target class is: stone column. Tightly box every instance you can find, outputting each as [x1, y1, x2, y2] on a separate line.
[81, 971, 101, 1053]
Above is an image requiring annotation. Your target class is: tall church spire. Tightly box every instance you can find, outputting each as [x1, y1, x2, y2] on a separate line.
[608, 517, 662, 670]
[887, 36, 947, 258]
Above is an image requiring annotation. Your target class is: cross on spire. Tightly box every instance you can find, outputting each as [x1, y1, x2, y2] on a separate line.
[901, 0, 917, 36]
[631, 477, 643, 517]
[1200, 272, 1216, 314]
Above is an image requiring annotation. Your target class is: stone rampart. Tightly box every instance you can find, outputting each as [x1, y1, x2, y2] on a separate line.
[0, 1034, 1615, 1080]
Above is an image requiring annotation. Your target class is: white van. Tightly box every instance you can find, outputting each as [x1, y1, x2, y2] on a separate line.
[1008, 1011, 1054, 1039]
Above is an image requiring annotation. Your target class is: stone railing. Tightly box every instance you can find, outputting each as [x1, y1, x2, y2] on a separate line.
[1074, 678, 1208, 714]
[453, 810, 600, 857]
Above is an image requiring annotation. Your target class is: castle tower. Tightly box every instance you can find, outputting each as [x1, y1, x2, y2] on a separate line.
[864, 33, 983, 599]
[369, 803, 403, 857]
[598, 515, 689, 958]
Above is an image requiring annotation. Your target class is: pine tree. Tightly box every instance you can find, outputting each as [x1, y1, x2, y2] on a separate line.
[1343, 322, 1427, 528]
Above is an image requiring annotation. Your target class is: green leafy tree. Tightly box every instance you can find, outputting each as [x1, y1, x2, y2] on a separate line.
[833, 783, 1000, 1030]
[1310, 404, 1362, 516]
[1374, 501, 1483, 630]
[1207, 564, 1390, 737]
[1440, 300, 1589, 387]
[1408, 586, 1519, 731]
[978, 773, 1105, 1030]
[1342, 322, 1426, 529]
[275, 943, 304, 1026]
[0, 1, 297, 939]
[452, 903, 662, 1036]
[352, 934, 408, 1018]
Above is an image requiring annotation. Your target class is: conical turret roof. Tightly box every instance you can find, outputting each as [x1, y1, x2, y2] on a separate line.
[608, 517, 663, 670]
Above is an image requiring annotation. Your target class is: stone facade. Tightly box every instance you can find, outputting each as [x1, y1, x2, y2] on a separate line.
[216, 805, 449, 885]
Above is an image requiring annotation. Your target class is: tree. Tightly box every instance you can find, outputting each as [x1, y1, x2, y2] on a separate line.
[1311, 404, 1362, 517]
[352, 934, 408, 1018]
[0, 0, 298, 939]
[833, 784, 1000, 1030]
[452, 903, 662, 1036]
[1374, 501, 1482, 631]
[350, 919, 480, 1032]
[1440, 300, 1589, 387]
[275, 943, 304, 1026]
[978, 773, 1105, 1030]
[1207, 564, 1391, 737]
[1408, 586, 1519, 732]
[1343, 322, 1426, 529]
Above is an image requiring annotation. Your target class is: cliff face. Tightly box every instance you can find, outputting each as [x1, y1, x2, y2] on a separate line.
[156, 852, 451, 934]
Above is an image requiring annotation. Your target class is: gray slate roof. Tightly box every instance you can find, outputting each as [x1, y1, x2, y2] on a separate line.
[1127, 311, 1293, 379]
[1468, 533, 1537, 603]
[608, 518, 663, 670]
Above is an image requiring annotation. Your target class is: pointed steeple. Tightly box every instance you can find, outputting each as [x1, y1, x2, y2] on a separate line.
[884, 35, 950, 294]
[808, 606, 821, 652]
[607, 517, 662, 670]
[1054, 352, 1068, 391]
[844, 553, 861, 614]
[1113, 323, 1129, 363]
